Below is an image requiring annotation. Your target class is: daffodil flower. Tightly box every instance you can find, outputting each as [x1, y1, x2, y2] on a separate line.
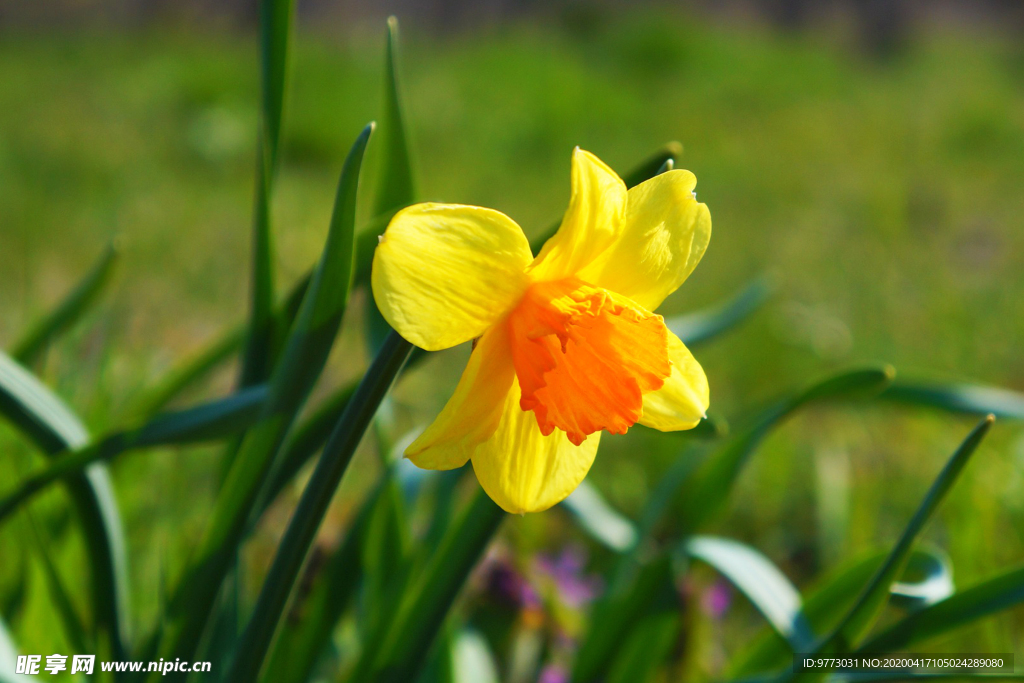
[372, 149, 711, 513]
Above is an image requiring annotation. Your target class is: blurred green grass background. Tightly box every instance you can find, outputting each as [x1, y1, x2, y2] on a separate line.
[1, 6, 1023, 671]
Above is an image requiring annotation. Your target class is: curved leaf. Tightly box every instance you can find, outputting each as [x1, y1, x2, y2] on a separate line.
[882, 381, 1024, 419]
[858, 564, 1024, 653]
[889, 546, 954, 611]
[609, 368, 893, 595]
[561, 481, 638, 553]
[0, 386, 268, 523]
[684, 536, 814, 651]
[731, 552, 889, 677]
[0, 351, 129, 660]
[730, 549, 963, 678]
[666, 275, 773, 348]
[452, 629, 500, 683]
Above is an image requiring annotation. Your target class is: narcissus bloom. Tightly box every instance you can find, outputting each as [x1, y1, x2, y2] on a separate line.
[372, 149, 711, 513]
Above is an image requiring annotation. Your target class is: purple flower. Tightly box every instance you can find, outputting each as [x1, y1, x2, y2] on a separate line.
[701, 578, 733, 618]
[537, 663, 569, 683]
[534, 546, 603, 608]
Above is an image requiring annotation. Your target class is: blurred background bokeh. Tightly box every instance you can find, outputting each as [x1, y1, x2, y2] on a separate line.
[1, 0, 1023, 676]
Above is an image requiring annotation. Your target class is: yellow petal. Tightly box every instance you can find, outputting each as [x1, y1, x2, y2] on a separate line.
[577, 169, 711, 311]
[639, 330, 709, 431]
[528, 148, 626, 282]
[406, 324, 516, 470]
[471, 376, 601, 513]
[372, 203, 534, 351]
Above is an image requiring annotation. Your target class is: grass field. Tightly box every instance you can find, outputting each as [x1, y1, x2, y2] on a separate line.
[1, 7, 1023, 674]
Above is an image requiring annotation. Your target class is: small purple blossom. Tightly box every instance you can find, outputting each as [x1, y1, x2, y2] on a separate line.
[534, 546, 603, 608]
[537, 663, 569, 683]
[701, 578, 733, 618]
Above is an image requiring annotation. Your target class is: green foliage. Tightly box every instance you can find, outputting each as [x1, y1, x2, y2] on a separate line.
[0, 10, 1022, 683]
[11, 242, 118, 368]
[0, 351, 130, 661]
[819, 417, 992, 655]
[684, 535, 815, 652]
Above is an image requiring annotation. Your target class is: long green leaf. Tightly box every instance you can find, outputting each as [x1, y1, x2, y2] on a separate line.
[240, 0, 297, 386]
[11, 242, 118, 366]
[359, 472, 412, 641]
[666, 275, 772, 347]
[0, 386, 268, 522]
[373, 16, 416, 219]
[227, 331, 412, 683]
[882, 381, 1024, 419]
[153, 124, 371, 675]
[0, 351, 129, 661]
[858, 564, 1024, 653]
[24, 513, 90, 653]
[258, 382, 356, 514]
[348, 488, 505, 683]
[258, 476, 386, 683]
[684, 535, 815, 652]
[819, 416, 993, 653]
[678, 367, 895, 536]
[365, 17, 418, 352]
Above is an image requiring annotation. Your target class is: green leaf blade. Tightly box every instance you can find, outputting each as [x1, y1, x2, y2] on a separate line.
[684, 535, 815, 652]
[0, 351, 130, 662]
[227, 330, 412, 683]
[666, 275, 773, 347]
[858, 564, 1024, 653]
[154, 124, 372, 674]
[11, 241, 118, 367]
[823, 416, 994, 652]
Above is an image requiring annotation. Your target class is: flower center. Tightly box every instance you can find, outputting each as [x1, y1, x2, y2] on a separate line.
[506, 276, 671, 446]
